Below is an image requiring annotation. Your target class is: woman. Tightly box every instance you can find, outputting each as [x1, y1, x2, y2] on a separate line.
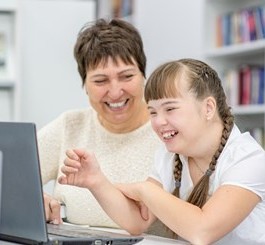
[59, 59, 265, 244]
[38, 18, 162, 232]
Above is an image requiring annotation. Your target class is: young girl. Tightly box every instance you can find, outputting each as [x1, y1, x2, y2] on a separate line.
[59, 59, 265, 245]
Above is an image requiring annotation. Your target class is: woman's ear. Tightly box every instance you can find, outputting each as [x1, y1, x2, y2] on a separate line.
[205, 96, 216, 120]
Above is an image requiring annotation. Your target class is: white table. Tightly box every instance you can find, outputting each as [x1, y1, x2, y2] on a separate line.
[92, 227, 190, 245]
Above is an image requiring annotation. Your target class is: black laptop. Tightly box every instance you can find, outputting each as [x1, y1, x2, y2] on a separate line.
[0, 121, 143, 245]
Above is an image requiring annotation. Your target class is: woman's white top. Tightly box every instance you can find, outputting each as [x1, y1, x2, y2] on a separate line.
[38, 108, 161, 227]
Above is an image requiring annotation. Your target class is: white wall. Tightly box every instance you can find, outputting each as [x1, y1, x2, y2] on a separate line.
[134, 0, 204, 76]
[19, 0, 204, 129]
[19, 0, 96, 129]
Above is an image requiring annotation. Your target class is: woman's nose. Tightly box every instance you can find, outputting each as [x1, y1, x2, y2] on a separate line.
[108, 81, 124, 99]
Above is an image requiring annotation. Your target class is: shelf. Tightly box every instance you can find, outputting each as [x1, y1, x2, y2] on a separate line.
[0, 79, 15, 90]
[0, 0, 17, 12]
[204, 0, 265, 147]
[0, 1, 18, 121]
[232, 105, 265, 115]
[205, 39, 265, 58]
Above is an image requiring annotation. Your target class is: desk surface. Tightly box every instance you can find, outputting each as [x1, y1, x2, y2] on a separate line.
[94, 227, 190, 245]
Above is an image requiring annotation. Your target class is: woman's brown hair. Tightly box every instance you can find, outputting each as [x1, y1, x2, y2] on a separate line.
[74, 18, 146, 87]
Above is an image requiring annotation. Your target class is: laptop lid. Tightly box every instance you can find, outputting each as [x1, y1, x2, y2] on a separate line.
[0, 150, 2, 222]
[0, 122, 143, 245]
[0, 122, 49, 243]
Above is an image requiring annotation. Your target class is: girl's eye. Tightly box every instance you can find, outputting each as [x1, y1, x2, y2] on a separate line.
[166, 107, 176, 112]
[149, 111, 157, 117]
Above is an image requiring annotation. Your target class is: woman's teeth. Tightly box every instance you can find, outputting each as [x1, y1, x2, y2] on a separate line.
[107, 100, 127, 108]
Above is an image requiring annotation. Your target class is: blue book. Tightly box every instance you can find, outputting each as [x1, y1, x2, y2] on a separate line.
[222, 13, 232, 45]
[256, 6, 265, 38]
[258, 67, 265, 104]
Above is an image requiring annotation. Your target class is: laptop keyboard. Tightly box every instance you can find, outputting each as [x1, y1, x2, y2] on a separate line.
[47, 224, 116, 238]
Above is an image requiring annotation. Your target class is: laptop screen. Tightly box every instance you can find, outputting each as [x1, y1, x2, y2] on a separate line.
[0, 122, 48, 243]
[0, 151, 2, 222]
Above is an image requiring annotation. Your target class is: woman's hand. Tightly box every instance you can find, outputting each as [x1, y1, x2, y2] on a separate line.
[43, 193, 63, 224]
[58, 148, 102, 189]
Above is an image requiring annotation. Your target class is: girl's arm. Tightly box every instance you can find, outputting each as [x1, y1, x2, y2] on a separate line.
[120, 180, 260, 244]
[58, 148, 156, 234]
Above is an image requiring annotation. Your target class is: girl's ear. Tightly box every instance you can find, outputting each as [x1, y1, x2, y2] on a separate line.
[205, 96, 216, 120]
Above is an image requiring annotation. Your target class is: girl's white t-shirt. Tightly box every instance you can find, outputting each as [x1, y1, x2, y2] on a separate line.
[149, 125, 265, 244]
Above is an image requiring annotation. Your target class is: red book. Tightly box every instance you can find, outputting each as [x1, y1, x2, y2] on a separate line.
[239, 66, 251, 105]
[248, 8, 257, 41]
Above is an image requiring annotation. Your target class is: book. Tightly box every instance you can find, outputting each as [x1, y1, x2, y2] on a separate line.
[254, 6, 265, 39]
[239, 65, 251, 105]
[258, 68, 265, 104]
[250, 66, 262, 104]
[223, 68, 239, 106]
[247, 8, 257, 41]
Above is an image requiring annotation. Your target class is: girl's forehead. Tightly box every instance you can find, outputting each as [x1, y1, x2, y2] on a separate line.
[147, 98, 180, 108]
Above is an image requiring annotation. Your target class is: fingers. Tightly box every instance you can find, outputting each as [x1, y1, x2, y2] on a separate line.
[48, 199, 62, 224]
[58, 175, 67, 185]
[116, 184, 149, 221]
[62, 150, 82, 174]
[43, 193, 63, 224]
[66, 148, 90, 161]
[139, 202, 149, 221]
[58, 172, 77, 186]
[61, 163, 79, 174]
[65, 149, 80, 161]
[59, 149, 101, 189]
[44, 193, 51, 220]
[64, 149, 93, 170]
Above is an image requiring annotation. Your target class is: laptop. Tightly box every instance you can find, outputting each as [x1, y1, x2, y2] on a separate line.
[0, 121, 144, 245]
[0, 150, 2, 222]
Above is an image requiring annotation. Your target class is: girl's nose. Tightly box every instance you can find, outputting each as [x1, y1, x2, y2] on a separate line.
[153, 113, 167, 126]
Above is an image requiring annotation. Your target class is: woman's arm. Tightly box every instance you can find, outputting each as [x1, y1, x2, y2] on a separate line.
[58, 148, 156, 235]
[120, 180, 260, 244]
[38, 115, 64, 223]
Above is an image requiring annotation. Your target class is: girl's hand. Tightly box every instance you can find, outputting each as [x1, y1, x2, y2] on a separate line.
[117, 182, 148, 218]
[116, 182, 143, 201]
[58, 148, 102, 189]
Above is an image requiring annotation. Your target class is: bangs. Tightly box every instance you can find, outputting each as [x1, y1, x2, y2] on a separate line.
[86, 48, 135, 71]
[144, 62, 183, 102]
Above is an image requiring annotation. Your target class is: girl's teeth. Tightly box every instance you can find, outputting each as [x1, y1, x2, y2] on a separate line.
[163, 131, 176, 139]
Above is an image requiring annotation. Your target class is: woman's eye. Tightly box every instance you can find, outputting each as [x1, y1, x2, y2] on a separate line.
[121, 74, 134, 81]
[94, 79, 107, 84]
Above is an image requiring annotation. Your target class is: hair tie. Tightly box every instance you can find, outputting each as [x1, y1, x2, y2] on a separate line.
[205, 169, 213, 177]
[175, 180, 181, 188]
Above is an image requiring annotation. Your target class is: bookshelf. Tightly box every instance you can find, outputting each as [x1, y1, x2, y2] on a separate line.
[203, 0, 265, 148]
[97, 0, 134, 22]
[0, 0, 20, 121]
